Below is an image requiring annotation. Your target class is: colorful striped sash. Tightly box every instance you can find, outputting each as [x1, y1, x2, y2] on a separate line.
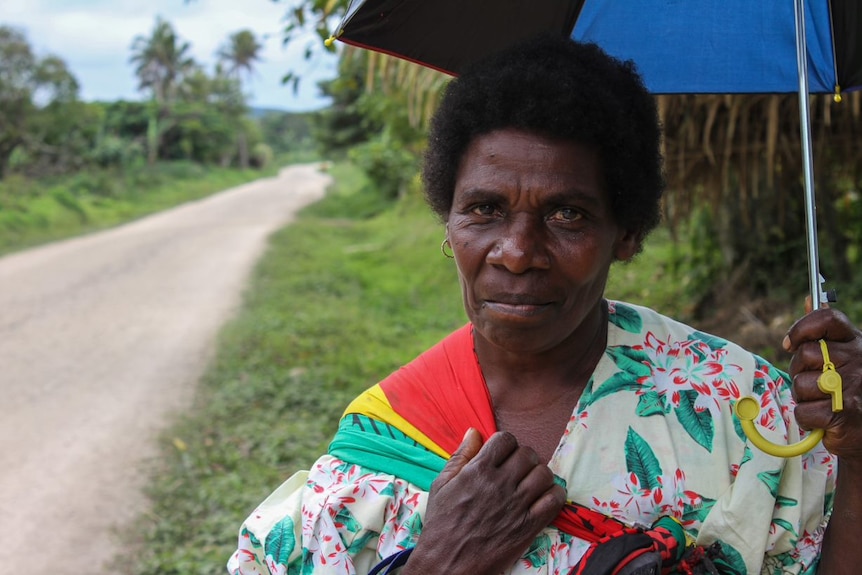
[328, 324, 700, 573]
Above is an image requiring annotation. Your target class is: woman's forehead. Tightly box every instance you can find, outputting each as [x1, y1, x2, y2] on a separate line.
[455, 129, 605, 194]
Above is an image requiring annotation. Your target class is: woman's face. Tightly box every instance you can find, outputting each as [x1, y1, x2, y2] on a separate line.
[447, 129, 638, 355]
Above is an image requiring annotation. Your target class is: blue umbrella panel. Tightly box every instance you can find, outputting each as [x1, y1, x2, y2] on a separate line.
[330, 0, 862, 96]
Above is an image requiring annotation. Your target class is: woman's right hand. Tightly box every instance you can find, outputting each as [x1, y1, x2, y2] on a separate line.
[402, 428, 566, 575]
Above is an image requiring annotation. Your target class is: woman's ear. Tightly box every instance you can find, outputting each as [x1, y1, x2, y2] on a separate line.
[614, 229, 641, 262]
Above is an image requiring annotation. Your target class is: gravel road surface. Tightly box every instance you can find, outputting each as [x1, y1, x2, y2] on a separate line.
[0, 164, 330, 574]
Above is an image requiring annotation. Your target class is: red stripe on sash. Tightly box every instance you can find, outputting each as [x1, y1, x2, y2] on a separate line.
[378, 324, 497, 455]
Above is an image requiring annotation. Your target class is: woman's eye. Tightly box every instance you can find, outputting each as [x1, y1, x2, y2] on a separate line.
[550, 208, 582, 222]
[471, 204, 498, 216]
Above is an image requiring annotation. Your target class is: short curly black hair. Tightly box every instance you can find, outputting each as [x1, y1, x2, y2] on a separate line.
[422, 34, 664, 245]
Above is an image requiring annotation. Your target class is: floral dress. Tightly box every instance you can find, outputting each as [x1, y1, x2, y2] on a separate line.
[228, 301, 835, 575]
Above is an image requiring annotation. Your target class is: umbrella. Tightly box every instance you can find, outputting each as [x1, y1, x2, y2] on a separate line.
[326, 0, 862, 307]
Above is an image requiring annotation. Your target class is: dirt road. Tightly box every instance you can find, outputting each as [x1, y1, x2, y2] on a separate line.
[0, 164, 330, 574]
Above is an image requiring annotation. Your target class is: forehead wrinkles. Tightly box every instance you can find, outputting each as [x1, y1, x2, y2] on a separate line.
[454, 129, 607, 206]
[458, 163, 596, 203]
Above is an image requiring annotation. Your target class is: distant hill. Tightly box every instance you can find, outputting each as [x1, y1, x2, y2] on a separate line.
[249, 107, 322, 119]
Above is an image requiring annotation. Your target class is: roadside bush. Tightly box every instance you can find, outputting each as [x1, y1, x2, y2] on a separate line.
[90, 135, 145, 168]
[348, 137, 417, 199]
[67, 170, 121, 198]
[0, 174, 38, 203]
[251, 142, 273, 169]
[667, 208, 724, 306]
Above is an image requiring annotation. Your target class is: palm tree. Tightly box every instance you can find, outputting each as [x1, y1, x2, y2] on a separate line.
[130, 17, 196, 163]
[217, 30, 262, 168]
[218, 30, 262, 85]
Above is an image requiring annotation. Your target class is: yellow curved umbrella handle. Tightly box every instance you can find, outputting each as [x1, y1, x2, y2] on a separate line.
[735, 397, 824, 457]
[735, 340, 842, 458]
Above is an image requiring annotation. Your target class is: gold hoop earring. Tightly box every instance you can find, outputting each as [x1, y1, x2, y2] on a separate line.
[441, 238, 454, 259]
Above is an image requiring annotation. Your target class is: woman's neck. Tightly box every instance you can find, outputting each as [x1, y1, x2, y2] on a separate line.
[475, 301, 609, 405]
[473, 302, 610, 463]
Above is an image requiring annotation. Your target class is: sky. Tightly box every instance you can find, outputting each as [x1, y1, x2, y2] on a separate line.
[0, 0, 339, 112]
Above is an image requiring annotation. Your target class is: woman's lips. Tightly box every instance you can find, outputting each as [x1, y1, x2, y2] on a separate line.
[483, 299, 552, 317]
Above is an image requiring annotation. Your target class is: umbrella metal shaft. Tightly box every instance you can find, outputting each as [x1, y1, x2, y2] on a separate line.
[794, 0, 823, 308]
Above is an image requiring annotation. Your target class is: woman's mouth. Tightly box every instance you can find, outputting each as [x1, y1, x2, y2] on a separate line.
[483, 297, 552, 317]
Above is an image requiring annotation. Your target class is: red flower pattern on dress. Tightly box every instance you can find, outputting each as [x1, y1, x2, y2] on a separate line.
[634, 332, 743, 414]
[589, 468, 699, 528]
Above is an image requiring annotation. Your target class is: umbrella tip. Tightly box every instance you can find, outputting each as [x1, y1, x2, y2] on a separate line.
[834, 85, 842, 103]
[325, 30, 342, 48]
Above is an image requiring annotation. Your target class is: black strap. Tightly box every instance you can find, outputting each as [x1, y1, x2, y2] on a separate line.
[368, 548, 414, 575]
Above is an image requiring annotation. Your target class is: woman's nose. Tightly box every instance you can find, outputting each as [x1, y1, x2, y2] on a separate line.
[486, 217, 550, 273]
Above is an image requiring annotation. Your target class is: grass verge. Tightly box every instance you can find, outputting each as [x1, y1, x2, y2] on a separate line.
[120, 165, 688, 574]
[0, 161, 281, 256]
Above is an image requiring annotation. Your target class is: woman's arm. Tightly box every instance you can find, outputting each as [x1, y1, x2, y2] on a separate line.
[818, 459, 862, 574]
[784, 308, 862, 574]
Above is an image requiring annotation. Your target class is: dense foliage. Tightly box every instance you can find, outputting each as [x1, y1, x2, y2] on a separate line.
[0, 21, 319, 253]
[0, 20, 322, 182]
[660, 93, 862, 310]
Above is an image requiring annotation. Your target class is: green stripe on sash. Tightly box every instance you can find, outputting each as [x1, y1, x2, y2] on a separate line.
[328, 414, 447, 490]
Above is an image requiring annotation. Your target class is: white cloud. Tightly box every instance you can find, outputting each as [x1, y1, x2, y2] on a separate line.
[0, 0, 337, 111]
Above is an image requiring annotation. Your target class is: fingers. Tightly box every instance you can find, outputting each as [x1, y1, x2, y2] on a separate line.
[433, 430, 548, 488]
[784, 308, 856, 354]
[803, 295, 831, 314]
[458, 427, 485, 461]
[432, 430, 559, 509]
[432, 427, 484, 492]
[788, 338, 851, 376]
[519, 463, 566, 518]
[794, 398, 838, 431]
[791, 370, 827, 403]
[786, 309, 860, 401]
[422, 430, 564, 570]
[477, 434, 563, 518]
[473, 431, 522, 467]
[784, 305, 862, 456]
[529, 483, 568, 525]
[785, 310, 857, 409]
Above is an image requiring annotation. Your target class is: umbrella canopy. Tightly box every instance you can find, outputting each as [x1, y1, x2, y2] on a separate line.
[331, 0, 862, 97]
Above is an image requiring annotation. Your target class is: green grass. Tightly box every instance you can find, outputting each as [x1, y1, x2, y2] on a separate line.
[606, 226, 693, 322]
[0, 161, 280, 256]
[119, 161, 692, 575]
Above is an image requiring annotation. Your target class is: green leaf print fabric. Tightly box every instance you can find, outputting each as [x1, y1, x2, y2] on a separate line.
[228, 301, 835, 575]
[624, 427, 663, 490]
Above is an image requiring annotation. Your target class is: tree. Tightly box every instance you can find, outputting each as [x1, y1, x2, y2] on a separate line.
[169, 67, 247, 165]
[0, 26, 80, 178]
[259, 111, 315, 154]
[217, 30, 262, 168]
[130, 17, 194, 106]
[217, 30, 262, 85]
[129, 17, 196, 163]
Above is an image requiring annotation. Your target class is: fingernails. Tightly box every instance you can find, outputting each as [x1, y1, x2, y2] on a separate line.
[782, 335, 791, 351]
[462, 427, 474, 442]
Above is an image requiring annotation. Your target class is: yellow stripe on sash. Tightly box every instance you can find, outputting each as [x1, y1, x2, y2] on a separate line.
[343, 384, 450, 459]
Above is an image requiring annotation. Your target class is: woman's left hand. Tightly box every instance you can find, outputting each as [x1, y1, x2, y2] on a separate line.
[785, 307, 862, 461]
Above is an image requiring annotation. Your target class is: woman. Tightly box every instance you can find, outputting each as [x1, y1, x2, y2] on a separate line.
[229, 35, 862, 575]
